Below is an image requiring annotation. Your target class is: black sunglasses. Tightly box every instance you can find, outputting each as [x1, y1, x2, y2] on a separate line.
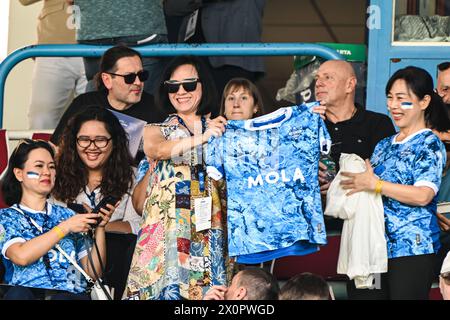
[107, 70, 149, 84]
[164, 78, 200, 93]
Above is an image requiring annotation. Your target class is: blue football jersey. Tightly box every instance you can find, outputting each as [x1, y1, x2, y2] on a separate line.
[206, 103, 331, 259]
[371, 129, 445, 259]
[0, 203, 88, 293]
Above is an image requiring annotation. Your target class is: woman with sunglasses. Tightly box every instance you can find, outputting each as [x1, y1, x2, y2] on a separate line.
[340, 66, 450, 299]
[52, 106, 140, 236]
[0, 139, 111, 299]
[124, 56, 230, 300]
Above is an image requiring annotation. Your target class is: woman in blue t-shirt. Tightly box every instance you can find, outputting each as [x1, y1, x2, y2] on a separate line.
[340, 66, 450, 300]
[0, 139, 112, 299]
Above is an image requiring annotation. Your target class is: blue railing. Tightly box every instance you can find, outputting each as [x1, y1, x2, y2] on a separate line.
[0, 43, 343, 127]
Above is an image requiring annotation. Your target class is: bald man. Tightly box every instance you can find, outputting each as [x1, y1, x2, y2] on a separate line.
[314, 60, 395, 194]
[437, 62, 450, 105]
[314, 60, 395, 299]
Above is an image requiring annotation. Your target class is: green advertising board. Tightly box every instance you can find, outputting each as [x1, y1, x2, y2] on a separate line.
[294, 43, 367, 69]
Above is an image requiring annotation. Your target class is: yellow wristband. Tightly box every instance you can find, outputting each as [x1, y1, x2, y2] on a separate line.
[53, 226, 66, 240]
[375, 179, 383, 194]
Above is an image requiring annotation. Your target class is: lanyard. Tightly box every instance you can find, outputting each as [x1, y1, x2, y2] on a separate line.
[175, 115, 207, 137]
[14, 204, 48, 234]
[175, 116, 208, 193]
[11, 204, 56, 285]
[83, 187, 98, 208]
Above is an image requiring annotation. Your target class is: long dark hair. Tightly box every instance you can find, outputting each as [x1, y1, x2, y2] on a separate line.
[95, 45, 143, 91]
[1, 139, 55, 206]
[52, 106, 134, 203]
[156, 56, 218, 116]
[386, 66, 450, 132]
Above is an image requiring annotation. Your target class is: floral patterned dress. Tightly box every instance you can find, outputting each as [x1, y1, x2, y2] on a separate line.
[124, 115, 232, 300]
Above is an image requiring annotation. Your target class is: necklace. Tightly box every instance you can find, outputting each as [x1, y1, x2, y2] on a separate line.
[19, 201, 47, 212]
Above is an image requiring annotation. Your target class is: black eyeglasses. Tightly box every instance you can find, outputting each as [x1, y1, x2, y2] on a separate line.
[164, 78, 200, 93]
[106, 70, 149, 84]
[76, 136, 112, 149]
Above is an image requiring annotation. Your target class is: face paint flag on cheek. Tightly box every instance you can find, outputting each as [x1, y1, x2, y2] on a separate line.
[26, 171, 40, 179]
[400, 102, 414, 110]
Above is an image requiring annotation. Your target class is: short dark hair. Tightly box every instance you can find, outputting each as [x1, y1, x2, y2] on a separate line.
[438, 62, 450, 72]
[386, 66, 450, 132]
[95, 45, 143, 91]
[1, 139, 55, 206]
[156, 56, 217, 116]
[237, 268, 280, 300]
[220, 78, 265, 118]
[52, 106, 134, 203]
[279, 272, 329, 300]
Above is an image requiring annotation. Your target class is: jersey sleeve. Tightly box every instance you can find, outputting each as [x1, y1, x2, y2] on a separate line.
[0, 210, 26, 260]
[413, 138, 446, 195]
[318, 117, 331, 155]
[136, 158, 150, 183]
[206, 135, 225, 181]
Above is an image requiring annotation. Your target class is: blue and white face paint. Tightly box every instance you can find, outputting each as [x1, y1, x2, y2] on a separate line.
[26, 171, 40, 179]
[400, 102, 414, 110]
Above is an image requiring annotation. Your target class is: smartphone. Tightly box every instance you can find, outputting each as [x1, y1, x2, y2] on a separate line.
[67, 202, 88, 214]
[92, 196, 120, 214]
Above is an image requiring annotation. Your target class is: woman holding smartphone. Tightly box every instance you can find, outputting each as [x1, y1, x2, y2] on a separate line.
[52, 106, 140, 235]
[0, 139, 111, 299]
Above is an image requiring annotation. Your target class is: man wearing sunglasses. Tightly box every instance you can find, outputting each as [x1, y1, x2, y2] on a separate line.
[51, 46, 168, 161]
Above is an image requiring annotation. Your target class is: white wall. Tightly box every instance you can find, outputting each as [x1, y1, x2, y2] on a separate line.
[4, 0, 40, 130]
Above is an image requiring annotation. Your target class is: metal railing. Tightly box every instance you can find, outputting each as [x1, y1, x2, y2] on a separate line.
[0, 43, 343, 127]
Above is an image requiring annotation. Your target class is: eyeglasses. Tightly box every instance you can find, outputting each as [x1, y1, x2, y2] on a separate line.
[106, 70, 149, 84]
[164, 78, 200, 93]
[76, 136, 112, 149]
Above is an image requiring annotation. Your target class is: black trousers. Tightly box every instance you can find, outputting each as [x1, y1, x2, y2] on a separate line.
[347, 254, 436, 300]
[3, 286, 90, 300]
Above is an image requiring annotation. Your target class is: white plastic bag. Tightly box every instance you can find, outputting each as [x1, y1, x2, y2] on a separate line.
[90, 279, 114, 300]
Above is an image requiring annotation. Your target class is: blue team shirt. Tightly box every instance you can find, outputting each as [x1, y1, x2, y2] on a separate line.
[371, 129, 445, 259]
[206, 103, 331, 259]
[0, 203, 88, 293]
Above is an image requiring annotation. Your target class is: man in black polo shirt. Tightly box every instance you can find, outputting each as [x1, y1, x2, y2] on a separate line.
[51, 46, 168, 146]
[314, 60, 395, 300]
[315, 60, 395, 195]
